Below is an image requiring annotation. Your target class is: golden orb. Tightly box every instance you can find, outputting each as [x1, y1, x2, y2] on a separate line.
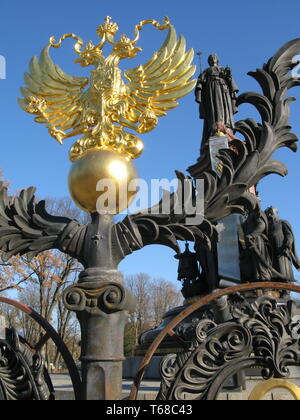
[68, 149, 138, 214]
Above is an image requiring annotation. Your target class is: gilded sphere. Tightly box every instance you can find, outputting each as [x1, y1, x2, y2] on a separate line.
[68, 149, 138, 214]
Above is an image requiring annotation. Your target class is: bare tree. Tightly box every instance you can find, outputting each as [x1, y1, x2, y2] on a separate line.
[11, 251, 80, 367]
[150, 278, 182, 326]
[126, 273, 152, 344]
[0, 258, 36, 294]
[125, 273, 182, 352]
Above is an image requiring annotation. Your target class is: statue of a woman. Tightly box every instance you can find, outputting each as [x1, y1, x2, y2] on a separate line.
[240, 205, 273, 282]
[265, 207, 300, 281]
[195, 53, 239, 155]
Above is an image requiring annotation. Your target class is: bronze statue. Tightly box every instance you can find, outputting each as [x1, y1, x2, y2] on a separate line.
[175, 241, 219, 298]
[175, 242, 202, 298]
[265, 207, 300, 281]
[195, 53, 239, 155]
[240, 205, 273, 282]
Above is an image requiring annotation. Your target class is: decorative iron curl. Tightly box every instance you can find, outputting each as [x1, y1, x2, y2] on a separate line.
[0, 296, 82, 400]
[63, 281, 133, 315]
[129, 282, 300, 400]
[160, 294, 300, 400]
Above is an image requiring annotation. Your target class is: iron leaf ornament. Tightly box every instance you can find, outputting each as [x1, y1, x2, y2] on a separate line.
[157, 295, 300, 400]
[0, 186, 87, 263]
[0, 172, 216, 266]
[0, 327, 54, 400]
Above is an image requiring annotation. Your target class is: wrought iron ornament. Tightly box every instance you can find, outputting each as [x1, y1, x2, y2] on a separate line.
[0, 296, 82, 400]
[158, 294, 300, 400]
[0, 327, 54, 400]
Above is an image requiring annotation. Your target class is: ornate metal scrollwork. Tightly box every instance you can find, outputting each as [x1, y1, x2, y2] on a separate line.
[158, 295, 300, 400]
[0, 328, 54, 400]
[63, 281, 134, 315]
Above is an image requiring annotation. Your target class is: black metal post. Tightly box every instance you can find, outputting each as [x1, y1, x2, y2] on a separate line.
[63, 214, 136, 400]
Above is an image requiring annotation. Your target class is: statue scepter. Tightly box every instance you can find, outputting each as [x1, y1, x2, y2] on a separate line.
[196, 51, 203, 74]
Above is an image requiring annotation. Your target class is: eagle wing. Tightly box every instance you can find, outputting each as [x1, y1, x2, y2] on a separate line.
[123, 24, 196, 133]
[18, 46, 89, 142]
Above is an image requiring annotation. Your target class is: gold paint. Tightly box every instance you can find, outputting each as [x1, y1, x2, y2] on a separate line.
[19, 17, 196, 162]
[248, 379, 300, 400]
[68, 149, 138, 214]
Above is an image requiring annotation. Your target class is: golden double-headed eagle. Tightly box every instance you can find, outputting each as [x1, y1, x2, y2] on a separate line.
[19, 17, 196, 162]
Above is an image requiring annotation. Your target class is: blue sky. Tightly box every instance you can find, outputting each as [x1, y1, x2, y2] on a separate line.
[0, 0, 300, 284]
